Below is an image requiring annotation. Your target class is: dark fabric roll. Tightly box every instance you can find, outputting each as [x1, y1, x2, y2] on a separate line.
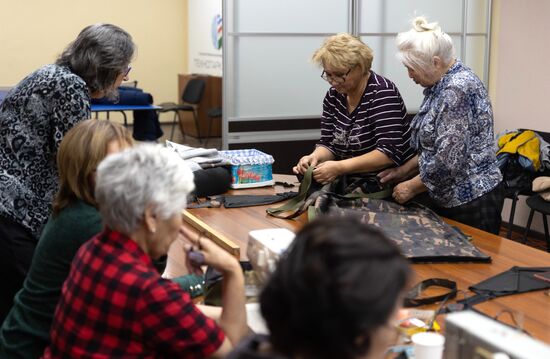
[92, 86, 152, 105]
[133, 110, 163, 141]
[193, 166, 232, 197]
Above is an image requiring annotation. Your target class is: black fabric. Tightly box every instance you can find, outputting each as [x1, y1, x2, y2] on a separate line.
[133, 110, 162, 141]
[188, 192, 298, 209]
[404, 278, 457, 307]
[193, 166, 232, 197]
[92, 86, 152, 106]
[0, 216, 37, 325]
[456, 266, 550, 308]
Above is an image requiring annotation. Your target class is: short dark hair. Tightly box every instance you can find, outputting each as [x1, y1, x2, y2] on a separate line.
[56, 23, 135, 98]
[260, 215, 411, 359]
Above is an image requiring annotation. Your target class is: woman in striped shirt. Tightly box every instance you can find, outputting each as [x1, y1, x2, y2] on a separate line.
[293, 33, 415, 184]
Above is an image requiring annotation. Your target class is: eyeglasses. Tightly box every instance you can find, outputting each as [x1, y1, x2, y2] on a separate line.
[122, 66, 132, 78]
[321, 68, 351, 84]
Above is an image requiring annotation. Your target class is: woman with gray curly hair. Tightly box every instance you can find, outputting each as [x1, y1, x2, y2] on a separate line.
[379, 17, 503, 234]
[0, 23, 135, 324]
[43, 145, 247, 358]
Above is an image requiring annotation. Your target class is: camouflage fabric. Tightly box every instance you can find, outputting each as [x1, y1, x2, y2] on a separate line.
[267, 167, 391, 219]
[314, 194, 491, 263]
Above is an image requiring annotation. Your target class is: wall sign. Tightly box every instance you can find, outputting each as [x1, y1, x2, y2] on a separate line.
[188, 0, 223, 76]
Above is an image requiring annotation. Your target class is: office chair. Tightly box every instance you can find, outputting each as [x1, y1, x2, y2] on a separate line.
[205, 107, 222, 147]
[157, 78, 206, 141]
[522, 194, 550, 252]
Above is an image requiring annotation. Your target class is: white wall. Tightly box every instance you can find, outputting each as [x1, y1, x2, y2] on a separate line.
[491, 0, 550, 234]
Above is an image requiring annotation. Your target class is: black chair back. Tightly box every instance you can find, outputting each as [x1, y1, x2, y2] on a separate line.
[181, 78, 206, 105]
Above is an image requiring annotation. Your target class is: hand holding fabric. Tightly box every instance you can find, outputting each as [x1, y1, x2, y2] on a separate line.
[293, 154, 319, 175]
[313, 160, 342, 184]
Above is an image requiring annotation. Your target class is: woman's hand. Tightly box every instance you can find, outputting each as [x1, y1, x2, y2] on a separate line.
[180, 225, 240, 275]
[293, 154, 319, 175]
[378, 166, 406, 185]
[392, 180, 418, 204]
[312, 161, 342, 184]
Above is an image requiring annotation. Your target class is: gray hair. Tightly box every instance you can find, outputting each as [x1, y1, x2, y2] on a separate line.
[56, 23, 135, 99]
[396, 16, 455, 71]
[95, 144, 195, 235]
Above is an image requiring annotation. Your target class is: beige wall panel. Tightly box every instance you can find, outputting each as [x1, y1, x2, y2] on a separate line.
[0, 0, 188, 106]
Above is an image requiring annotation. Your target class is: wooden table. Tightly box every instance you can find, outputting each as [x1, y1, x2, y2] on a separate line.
[172, 175, 550, 343]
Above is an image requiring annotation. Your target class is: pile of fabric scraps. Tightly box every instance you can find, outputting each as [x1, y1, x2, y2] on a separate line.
[166, 140, 231, 172]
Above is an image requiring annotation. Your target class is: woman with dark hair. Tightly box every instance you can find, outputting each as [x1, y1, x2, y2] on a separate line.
[229, 216, 412, 359]
[0, 119, 133, 359]
[0, 23, 135, 323]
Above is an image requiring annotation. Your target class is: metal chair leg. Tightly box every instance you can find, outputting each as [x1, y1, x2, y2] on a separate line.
[169, 111, 177, 141]
[542, 214, 550, 252]
[507, 194, 519, 239]
[192, 109, 201, 143]
[522, 209, 535, 244]
[175, 111, 185, 142]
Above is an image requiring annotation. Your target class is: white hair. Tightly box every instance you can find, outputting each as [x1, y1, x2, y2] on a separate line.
[95, 144, 195, 235]
[396, 16, 455, 71]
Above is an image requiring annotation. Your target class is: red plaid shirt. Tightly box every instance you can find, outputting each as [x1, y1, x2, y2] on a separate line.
[42, 229, 224, 358]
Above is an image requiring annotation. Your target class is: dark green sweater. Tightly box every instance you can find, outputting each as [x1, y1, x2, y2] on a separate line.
[0, 200, 102, 359]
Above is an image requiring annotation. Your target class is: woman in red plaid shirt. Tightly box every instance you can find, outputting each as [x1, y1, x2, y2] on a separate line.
[42, 145, 247, 358]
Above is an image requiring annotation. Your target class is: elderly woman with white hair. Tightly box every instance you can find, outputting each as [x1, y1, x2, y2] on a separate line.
[42, 145, 247, 359]
[379, 17, 503, 234]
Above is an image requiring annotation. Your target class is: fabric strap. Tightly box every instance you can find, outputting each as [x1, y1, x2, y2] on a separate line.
[404, 278, 458, 307]
[266, 166, 316, 218]
[266, 166, 392, 219]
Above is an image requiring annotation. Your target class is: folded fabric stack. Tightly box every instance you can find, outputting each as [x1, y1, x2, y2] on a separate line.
[165, 141, 230, 172]
[533, 176, 550, 201]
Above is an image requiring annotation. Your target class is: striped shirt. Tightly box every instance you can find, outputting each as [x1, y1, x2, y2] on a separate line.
[318, 71, 415, 166]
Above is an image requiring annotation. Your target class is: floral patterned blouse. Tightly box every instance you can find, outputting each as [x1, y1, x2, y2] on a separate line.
[411, 60, 502, 208]
[0, 64, 90, 237]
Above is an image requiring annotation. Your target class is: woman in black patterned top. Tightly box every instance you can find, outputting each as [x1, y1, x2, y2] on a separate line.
[0, 23, 135, 324]
[293, 33, 415, 184]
